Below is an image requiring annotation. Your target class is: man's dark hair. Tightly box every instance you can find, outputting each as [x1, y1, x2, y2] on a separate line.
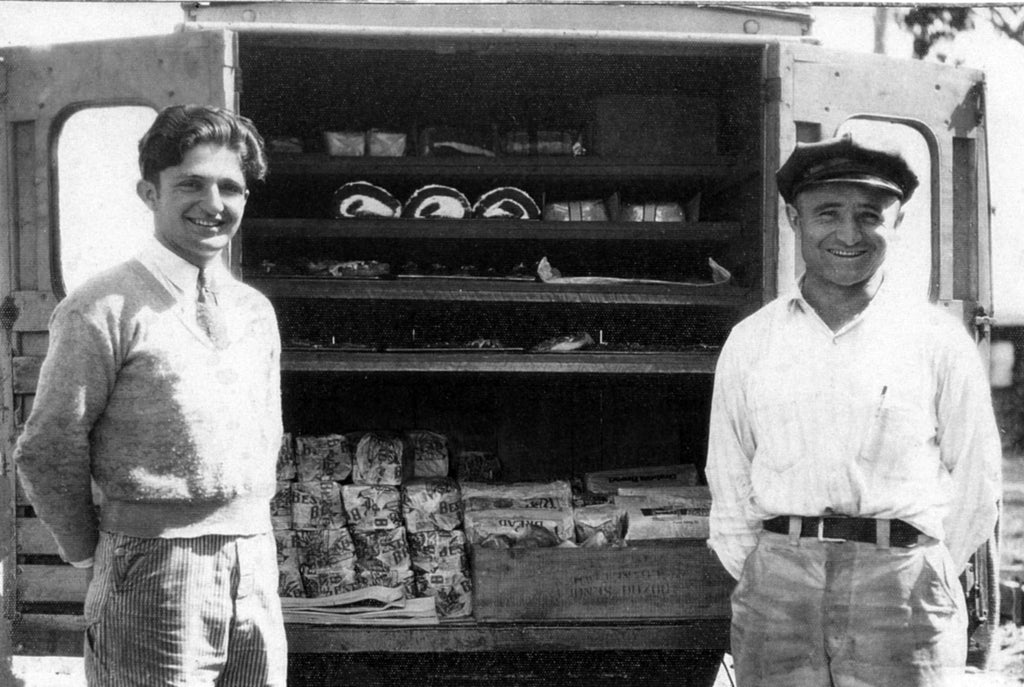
[138, 104, 268, 185]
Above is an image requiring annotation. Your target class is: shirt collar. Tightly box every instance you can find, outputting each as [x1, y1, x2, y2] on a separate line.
[137, 237, 229, 295]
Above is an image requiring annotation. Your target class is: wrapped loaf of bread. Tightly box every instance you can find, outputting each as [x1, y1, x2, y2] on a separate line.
[291, 480, 346, 530]
[403, 185, 472, 219]
[275, 530, 305, 598]
[271, 482, 293, 531]
[408, 529, 468, 573]
[293, 526, 357, 570]
[584, 464, 698, 495]
[407, 430, 450, 478]
[615, 488, 712, 541]
[341, 484, 403, 533]
[323, 131, 365, 157]
[542, 199, 608, 222]
[277, 433, 296, 481]
[573, 503, 627, 547]
[353, 432, 414, 486]
[352, 526, 411, 572]
[619, 201, 685, 223]
[300, 566, 360, 598]
[358, 568, 417, 596]
[464, 508, 575, 548]
[415, 569, 473, 619]
[295, 434, 353, 482]
[401, 477, 463, 533]
[472, 187, 541, 220]
[332, 181, 401, 219]
[460, 480, 573, 512]
[367, 130, 407, 157]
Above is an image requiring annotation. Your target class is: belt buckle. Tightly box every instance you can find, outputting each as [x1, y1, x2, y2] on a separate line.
[816, 518, 846, 543]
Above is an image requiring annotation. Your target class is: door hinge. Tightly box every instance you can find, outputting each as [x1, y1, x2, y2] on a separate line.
[764, 76, 782, 104]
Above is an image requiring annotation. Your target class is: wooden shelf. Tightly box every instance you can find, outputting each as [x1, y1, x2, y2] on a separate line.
[248, 277, 754, 307]
[243, 218, 742, 242]
[281, 349, 720, 375]
[269, 153, 743, 182]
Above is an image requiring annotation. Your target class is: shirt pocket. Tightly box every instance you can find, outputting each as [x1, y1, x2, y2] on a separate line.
[856, 396, 935, 481]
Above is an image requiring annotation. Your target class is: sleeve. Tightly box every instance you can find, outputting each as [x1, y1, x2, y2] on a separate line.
[13, 302, 117, 564]
[264, 302, 284, 459]
[936, 328, 1002, 573]
[705, 329, 761, 581]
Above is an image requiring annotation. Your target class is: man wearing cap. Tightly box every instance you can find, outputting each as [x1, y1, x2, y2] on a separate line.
[706, 133, 1001, 686]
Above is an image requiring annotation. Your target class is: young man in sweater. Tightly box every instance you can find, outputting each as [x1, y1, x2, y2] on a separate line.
[14, 104, 286, 686]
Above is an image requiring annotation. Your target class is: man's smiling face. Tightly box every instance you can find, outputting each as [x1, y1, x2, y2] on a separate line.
[137, 143, 249, 268]
[788, 182, 902, 291]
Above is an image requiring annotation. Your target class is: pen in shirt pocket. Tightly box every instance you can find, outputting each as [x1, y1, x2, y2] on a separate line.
[857, 385, 887, 462]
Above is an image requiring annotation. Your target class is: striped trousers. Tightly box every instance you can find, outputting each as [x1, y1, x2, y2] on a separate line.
[84, 531, 287, 686]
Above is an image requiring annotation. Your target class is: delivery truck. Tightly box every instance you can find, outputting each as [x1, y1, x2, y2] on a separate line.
[0, 3, 997, 684]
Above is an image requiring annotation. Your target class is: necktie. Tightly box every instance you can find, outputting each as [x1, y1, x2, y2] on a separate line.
[196, 268, 229, 349]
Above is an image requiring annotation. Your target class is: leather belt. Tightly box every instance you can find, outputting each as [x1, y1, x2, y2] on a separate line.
[763, 515, 922, 547]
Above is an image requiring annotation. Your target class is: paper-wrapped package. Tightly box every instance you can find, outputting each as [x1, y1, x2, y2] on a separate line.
[357, 567, 416, 597]
[367, 130, 407, 157]
[275, 530, 305, 598]
[464, 508, 575, 548]
[353, 432, 413, 486]
[293, 527, 357, 570]
[407, 430, 450, 478]
[415, 569, 473, 619]
[295, 434, 352, 482]
[461, 480, 573, 512]
[619, 201, 685, 223]
[573, 503, 627, 547]
[276, 433, 296, 481]
[542, 199, 608, 222]
[352, 526, 411, 572]
[401, 477, 463, 533]
[584, 464, 698, 496]
[408, 529, 468, 573]
[615, 489, 712, 541]
[271, 481, 293, 531]
[323, 130, 365, 157]
[453, 450, 502, 482]
[291, 480, 346, 530]
[341, 484, 403, 533]
[300, 566, 360, 598]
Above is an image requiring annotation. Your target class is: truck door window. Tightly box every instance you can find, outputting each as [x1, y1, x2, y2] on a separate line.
[55, 106, 156, 294]
[834, 119, 934, 302]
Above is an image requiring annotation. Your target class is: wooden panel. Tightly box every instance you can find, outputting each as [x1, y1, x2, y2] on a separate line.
[13, 122, 37, 291]
[13, 355, 43, 394]
[16, 518, 58, 556]
[8, 290, 56, 332]
[17, 565, 87, 603]
[472, 542, 732, 621]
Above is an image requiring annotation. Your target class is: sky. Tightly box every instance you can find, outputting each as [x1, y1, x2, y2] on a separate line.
[2, 2, 1023, 323]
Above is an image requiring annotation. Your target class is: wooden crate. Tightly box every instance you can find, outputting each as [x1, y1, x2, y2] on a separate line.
[471, 540, 733, 622]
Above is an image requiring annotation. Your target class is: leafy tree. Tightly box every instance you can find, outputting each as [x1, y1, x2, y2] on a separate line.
[899, 6, 1024, 59]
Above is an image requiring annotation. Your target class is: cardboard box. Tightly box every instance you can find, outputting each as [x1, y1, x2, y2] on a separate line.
[585, 464, 698, 495]
[471, 542, 732, 621]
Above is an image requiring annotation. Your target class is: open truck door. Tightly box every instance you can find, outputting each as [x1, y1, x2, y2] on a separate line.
[769, 41, 996, 667]
[0, 29, 236, 655]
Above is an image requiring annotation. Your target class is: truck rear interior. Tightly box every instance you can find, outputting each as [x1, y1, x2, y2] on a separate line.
[229, 34, 767, 685]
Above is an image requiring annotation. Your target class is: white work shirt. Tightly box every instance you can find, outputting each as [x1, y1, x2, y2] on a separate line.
[706, 281, 1002, 580]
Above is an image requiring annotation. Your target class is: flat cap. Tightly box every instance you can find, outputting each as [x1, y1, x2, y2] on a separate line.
[776, 133, 918, 204]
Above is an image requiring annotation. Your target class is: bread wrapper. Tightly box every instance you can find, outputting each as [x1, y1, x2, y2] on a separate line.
[293, 527, 357, 570]
[408, 529, 468, 573]
[573, 503, 627, 547]
[542, 199, 608, 222]
[352, 526, 411, 572]
[407, 430, 450, 478]
[295, 434, 353, 482]
[353, 432, 413, 486]
[460, 480, 573, 512]
[619, 202, 685, 223]
[291, 480, 346, 530]
[301, 566, 360, 598]
[341, 484, 403, 533]
[356, 567, 416, 597]
[275, 530, 305, 598]
[401, 477, 463, 533]
[277, 433, 296, 481]
[271, 481, 293, 530]
[415, 569, 473, 619]
[615, 489, 711, 541]
[584, 464, 698, 496]
[464, 508, 575, 548]
[453, 450, 502, 482]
